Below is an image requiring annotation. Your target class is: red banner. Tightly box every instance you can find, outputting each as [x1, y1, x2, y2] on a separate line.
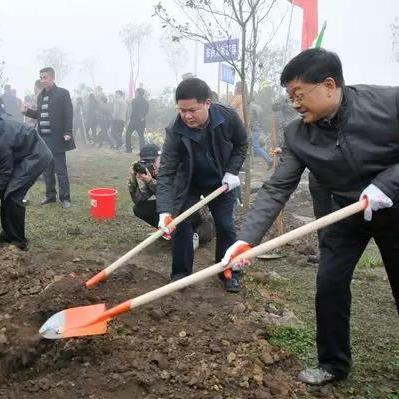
[291, 0, 318, 50]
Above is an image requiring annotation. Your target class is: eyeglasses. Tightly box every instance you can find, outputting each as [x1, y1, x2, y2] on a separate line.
[287, 83, 322, 105]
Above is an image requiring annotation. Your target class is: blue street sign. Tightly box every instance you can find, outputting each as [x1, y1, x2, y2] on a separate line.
[204, 38, 239, 63]
[221, 64, 235, 85]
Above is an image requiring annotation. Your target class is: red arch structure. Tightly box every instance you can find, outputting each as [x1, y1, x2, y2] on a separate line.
[290, 0, 318, 50]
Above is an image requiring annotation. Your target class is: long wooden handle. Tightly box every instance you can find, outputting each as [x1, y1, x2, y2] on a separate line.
[108, 199, 365, 312]
[85, 185, 227, 287]
[235, 199, 366, 262]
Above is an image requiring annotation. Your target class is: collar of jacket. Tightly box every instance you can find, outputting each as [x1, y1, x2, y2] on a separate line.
[43, 84, 57, 95]
[315, 86, 351, 130]
[172, 104, 225, 141]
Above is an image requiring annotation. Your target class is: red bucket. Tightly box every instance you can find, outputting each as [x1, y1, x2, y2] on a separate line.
[88, 187, 118, 220]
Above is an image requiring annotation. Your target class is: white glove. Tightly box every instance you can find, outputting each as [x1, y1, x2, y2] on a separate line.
[222, 172, 240, 192]
[221, 240, 252, 270]
[360, 184, 393, 221]
[158, 213, 175, 234]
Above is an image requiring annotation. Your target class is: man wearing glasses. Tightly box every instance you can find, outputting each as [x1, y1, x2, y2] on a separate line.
[156, 78, 247, 292]
[222, 48, 399, 385]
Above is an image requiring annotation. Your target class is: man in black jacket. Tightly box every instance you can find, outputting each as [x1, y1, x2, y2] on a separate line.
[222, 48, 399, 384]
[24, 67, 75, 209]
[0, 114, 52, 250]
[157, 78, 247, 292]
[126, 88, 149, 152]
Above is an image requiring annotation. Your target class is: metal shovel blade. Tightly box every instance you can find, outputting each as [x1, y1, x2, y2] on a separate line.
[39, 304, 107, 339]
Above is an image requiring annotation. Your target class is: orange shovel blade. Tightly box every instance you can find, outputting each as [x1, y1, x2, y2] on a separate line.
[39, 304, 108, 339]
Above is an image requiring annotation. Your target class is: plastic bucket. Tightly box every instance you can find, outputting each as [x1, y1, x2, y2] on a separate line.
[88, 187, 118, 220]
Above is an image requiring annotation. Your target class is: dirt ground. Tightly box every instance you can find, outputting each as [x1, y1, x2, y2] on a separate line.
[0, 243, 310, 399]
[0, 149, 397, 399]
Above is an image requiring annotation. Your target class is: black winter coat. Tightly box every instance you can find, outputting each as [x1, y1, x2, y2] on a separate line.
[25, 85, 75, 153]
[128, 96, 149, 124]
[240, 84, 399, 245]
[0, 115, 52, 198]
[157, 103, 248, 215]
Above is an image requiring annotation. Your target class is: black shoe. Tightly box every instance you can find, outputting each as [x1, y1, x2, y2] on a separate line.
[60, 200, 71, 209]
[11, 241, 28, 251]
[0, 232, 10, 243]
[223, 272, 241, 293]
[40, 197, 56, 205]
[298, 367, 344, 385]
[0, 233, 28, 251]
[307, 254, 320, 264]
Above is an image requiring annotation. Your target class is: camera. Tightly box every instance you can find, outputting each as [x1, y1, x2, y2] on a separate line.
[133, 159, 154, 175]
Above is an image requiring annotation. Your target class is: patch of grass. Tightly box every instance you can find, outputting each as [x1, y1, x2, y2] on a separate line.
[269, 326, 315, 358]
[258, 248, 399, 399]
[25, 149, 152, 252]
[357, 240, 383, 269]
[357, 252, 382, 269]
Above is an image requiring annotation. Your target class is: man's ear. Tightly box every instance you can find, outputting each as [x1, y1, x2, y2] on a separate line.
[323, 77, 337, 91]
[205, 98, 212, 108]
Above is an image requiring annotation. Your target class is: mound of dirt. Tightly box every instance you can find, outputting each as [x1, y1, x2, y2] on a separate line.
[0, 247, 308, 398]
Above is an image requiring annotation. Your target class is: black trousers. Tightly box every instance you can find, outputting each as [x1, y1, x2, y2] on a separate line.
[111, 120, 125, 148]
[317, 204, 399, 377]
[133, 200, 158, 228]
[309, 172, 333, 244]
[126, 120, 145, 150]
[43, 152, 71, 201]
[1, 177, 39, 247]
[171, 189, 236, 279]
[97, 120, 112, 146]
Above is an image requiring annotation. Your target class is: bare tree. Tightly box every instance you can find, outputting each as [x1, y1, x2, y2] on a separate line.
[257, 43, 295, 97]
[81, 57, 96, 89]
[0, 39, 8, 89]
[154, 0, 283, 209]
[160, 33, 189, 83]
[391, 17, 399, 63]
[37, 47, 70, 83]
[120, 23, 152, 97]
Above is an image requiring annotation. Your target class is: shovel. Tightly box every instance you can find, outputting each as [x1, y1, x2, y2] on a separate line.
[39, 200, 366, 339]
[85, 185, 228, 288]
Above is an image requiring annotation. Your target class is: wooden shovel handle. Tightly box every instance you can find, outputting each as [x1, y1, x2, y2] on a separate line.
[234, 199, 367, 262]
[114, 199, 367, 311]
[85, 185, 227, 287]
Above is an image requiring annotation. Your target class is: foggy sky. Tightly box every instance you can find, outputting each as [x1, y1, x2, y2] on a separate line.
[1, 0, 398, 99]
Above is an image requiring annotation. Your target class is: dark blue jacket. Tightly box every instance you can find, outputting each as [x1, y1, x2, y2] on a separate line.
[157, 103, 248, 215]
[240, 84, 399, 244]
[0, 115, 52, 198]
[25, 85, 75, 153]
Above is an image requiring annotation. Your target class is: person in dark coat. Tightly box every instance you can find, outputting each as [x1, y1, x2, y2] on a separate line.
[222, 48, 399, 385]
[24, 67, 75, 209]
[0, 114, 52, 250]
[86, 93, 98, 143]
[126, 88, 149, 152]
[156, 78, 247, 292]
[97, 95, 113, 147]
[1, 85, 23, 122]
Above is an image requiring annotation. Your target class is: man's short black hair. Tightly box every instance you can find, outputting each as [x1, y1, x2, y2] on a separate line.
[175, 78, 211, 103]
[40, 67, 55, 78]
[280, 48, 344, 88]
[136, 88, 145, 97]
[140, 143, 161, 160]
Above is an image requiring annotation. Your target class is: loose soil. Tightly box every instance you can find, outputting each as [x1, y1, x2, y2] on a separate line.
[0, 241, 308, 399]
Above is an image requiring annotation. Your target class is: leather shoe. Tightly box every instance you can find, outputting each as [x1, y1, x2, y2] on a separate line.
[40, 197, 56, 205]
[60, 200, 71, 209]
[223, 271, 242, 293]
